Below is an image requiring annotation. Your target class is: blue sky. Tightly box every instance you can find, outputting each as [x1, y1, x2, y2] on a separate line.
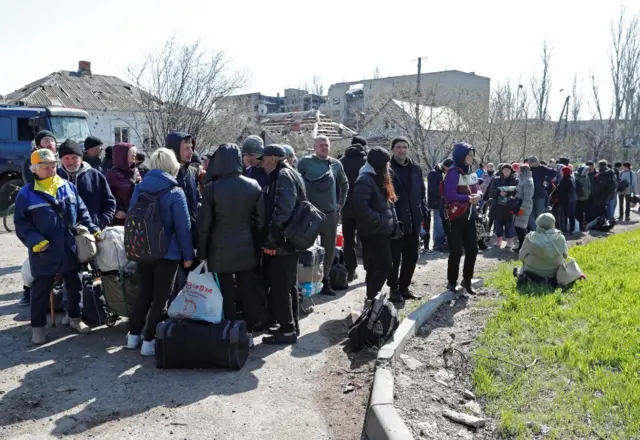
[0, 0, 633, 119]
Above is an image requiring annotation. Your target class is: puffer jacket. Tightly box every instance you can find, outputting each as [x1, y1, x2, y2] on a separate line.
[339, 144, 367, 217]
[263, 161, 307, 256]
[58, 162, 116, 229]
[519, 228, 568, 278]
[105, 143, 139, 225]
[390, 157, 428, 235]
[514, 169, 534, 229]
[14, 176, 99, 278]
[197, 144, 264, 273]
[352, 163, 396, 237]
[129, 169, 194, 262]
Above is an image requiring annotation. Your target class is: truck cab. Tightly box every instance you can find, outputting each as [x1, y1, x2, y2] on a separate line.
[0, 105, 91, 208]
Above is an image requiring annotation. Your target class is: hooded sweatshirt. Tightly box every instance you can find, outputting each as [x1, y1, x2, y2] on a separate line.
[166, 132, 200, 236]
[58, 161, 116, 229]
[442, 143, 480, 219]
[105, 143, 139, 225]
[519, 213, 568, 278]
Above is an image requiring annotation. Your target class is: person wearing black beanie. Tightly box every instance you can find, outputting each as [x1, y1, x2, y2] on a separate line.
[101, 146, 114, 174]
[391, 136, 410, 150]
[352, 146, 396, 302]
[83, 136, 104, 170]
[58, 139, 84, 159]
[351, 135, 368, 148]
[35, 130, 56, 149]
[22, 131, 58, 185]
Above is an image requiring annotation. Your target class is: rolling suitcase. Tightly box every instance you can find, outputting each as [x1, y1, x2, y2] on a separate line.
[155, 318, 250, 370]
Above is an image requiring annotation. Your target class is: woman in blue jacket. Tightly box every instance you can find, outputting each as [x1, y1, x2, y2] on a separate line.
[126, 148, 194, 357]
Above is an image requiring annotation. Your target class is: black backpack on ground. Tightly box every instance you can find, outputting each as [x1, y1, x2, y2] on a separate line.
[155, 318, 250, 370]
[124, 187, 174, 262]
[329, 247, 349, 290]
[348, 292, 399, 352]
[81, 275, 107, 327]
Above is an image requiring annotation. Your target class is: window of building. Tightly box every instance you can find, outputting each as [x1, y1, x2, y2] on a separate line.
[17, 118, 35, 141]
[114, 127, 129, 143]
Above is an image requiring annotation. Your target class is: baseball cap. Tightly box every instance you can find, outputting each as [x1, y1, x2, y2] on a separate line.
[31, 148, 58, 166]
[260, 145, 286, 158]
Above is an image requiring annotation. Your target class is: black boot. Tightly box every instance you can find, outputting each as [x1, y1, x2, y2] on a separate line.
[400, 288, 422, 300]
[347, 271, 358, 283]
[321, 279, 336, 296]
[19, 286, 30, 307]
[461, 279, 477, 295]
[388, 287, 405, 304]
[262, 330, 298, 345]
[446, 281, 457, 292]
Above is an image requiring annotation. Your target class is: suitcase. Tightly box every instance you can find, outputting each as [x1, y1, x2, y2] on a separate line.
[155, 318, 250, 370]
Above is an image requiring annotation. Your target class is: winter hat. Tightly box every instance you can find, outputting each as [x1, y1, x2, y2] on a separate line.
[84, 136, 103, 150]
[35, 130, 56, 147]
[519, 164, 531, 176]
[391, 136, 410, 149]
[528, 156, 539, 166]
[500, 163, 515, 174]
[536, 212, 556, 230]
[511, 162, 521, 173]
[58, 139, 83, 158]
[242, 135, 265, 155]
[561, 166, 572, 177]
[261, 144, 286, 158]
[351, 135, 368, 147]
[282, 145, 295, 157]
[367, 147, 391, 170]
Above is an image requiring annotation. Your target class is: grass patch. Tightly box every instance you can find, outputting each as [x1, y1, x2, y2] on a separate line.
[474, 230, 640, 440]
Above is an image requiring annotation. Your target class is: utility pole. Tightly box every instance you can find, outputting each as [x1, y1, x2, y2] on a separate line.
[414, 56, 427, 164]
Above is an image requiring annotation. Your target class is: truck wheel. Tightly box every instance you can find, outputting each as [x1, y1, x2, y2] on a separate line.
[0, 178, 23, 210]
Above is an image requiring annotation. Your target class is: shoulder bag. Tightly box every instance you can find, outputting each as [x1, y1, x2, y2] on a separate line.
[544, 232, 583, 286]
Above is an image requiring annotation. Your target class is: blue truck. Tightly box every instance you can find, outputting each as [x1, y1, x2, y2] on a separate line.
[0, 105, 91, 208]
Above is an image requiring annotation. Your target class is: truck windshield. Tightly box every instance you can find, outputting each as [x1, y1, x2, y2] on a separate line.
[50, 117, 91, 143]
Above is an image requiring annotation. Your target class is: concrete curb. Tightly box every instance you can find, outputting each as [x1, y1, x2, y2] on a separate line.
[363, 279, 484, 440]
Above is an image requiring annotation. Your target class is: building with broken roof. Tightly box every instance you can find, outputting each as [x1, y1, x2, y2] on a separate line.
[328, 70, 490, 131]
[4, 61, 154, 147]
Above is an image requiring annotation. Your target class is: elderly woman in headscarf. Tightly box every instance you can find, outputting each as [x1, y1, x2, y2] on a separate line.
[516, 213, 568, 287]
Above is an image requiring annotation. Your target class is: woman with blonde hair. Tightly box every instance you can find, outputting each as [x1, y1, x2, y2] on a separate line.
[126, 147, 194, 357]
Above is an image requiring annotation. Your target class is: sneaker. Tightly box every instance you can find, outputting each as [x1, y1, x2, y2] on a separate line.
[461, 279, 478, 295]
[320, 281, 337, 297]
[69, 318, 91, 335]
[32, 327, 46, 345]
[141, 340, 155, 356]
[18, 297, 30, 307]
[61, 314, 71, 326]
[262, 331, 297, 345]
[126, 333, 142, 349]
[347, 271, 358, 283]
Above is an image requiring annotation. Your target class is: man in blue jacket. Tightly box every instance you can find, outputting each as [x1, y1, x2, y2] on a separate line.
[166, 132, 200, 246]
[387, 137, 427, 303]
[57, 140, 116, 230]
[14, 149, 100, 345]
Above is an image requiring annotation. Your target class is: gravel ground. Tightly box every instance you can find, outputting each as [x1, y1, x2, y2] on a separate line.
[394, 215, 640, 440]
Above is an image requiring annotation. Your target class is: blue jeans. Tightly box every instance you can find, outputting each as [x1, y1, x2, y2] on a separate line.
[433, 209, 446, 248]
[494, 219, 514, 238]
[529, 197, 547, 231]
[608, 198, 617, 219]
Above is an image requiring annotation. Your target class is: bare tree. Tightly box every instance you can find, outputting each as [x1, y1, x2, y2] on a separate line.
[128, 37, 249, 151]
[530, 40, 553, 124]
[571, 74, 583, 121]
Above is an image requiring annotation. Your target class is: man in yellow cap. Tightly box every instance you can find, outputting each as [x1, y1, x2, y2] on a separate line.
[14, 149, 100, 344]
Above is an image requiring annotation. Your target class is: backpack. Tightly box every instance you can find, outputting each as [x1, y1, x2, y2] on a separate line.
[329, 247, 349, 290]
[617, 171, 631, 192]
[348, 292, 399, 352]
[124, 187, 174, 262]
[598, 171, 617, 195]
[81, 274, 107, 327]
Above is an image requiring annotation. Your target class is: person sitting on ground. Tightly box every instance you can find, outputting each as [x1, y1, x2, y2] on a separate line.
[126, 148, 194, 357]
[14, 149, 100, 344]
[516, 213, 568, 287]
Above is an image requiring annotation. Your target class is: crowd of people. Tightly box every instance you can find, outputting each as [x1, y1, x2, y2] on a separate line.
[12, 128, 631, 349]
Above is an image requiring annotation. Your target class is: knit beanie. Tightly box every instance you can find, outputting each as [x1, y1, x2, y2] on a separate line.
[35, 130, 56, 147]
[84, 135, 103, 150]
[527, 156, 539, 166]
[352, 135, 368, 147]
[367, 147, 391, 170]
[58, 139, 83, 158]
[511, 162, 520, 173]
[561, 166, 572, 177]
[391, 136, 410, 150]
[536, 212, 556, 230]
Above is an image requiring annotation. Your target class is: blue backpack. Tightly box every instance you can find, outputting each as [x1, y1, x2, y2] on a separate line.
[124, 187, 174, 262]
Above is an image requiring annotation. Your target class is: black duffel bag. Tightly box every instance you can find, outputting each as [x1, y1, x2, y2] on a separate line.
[284, 200, 326, 251]
[155, 318, 250, 370]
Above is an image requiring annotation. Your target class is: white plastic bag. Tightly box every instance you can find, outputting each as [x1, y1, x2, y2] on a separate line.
[21, 258, 34, 287]
[167, 262, 223, 324]
[94, 226, 127, 272]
